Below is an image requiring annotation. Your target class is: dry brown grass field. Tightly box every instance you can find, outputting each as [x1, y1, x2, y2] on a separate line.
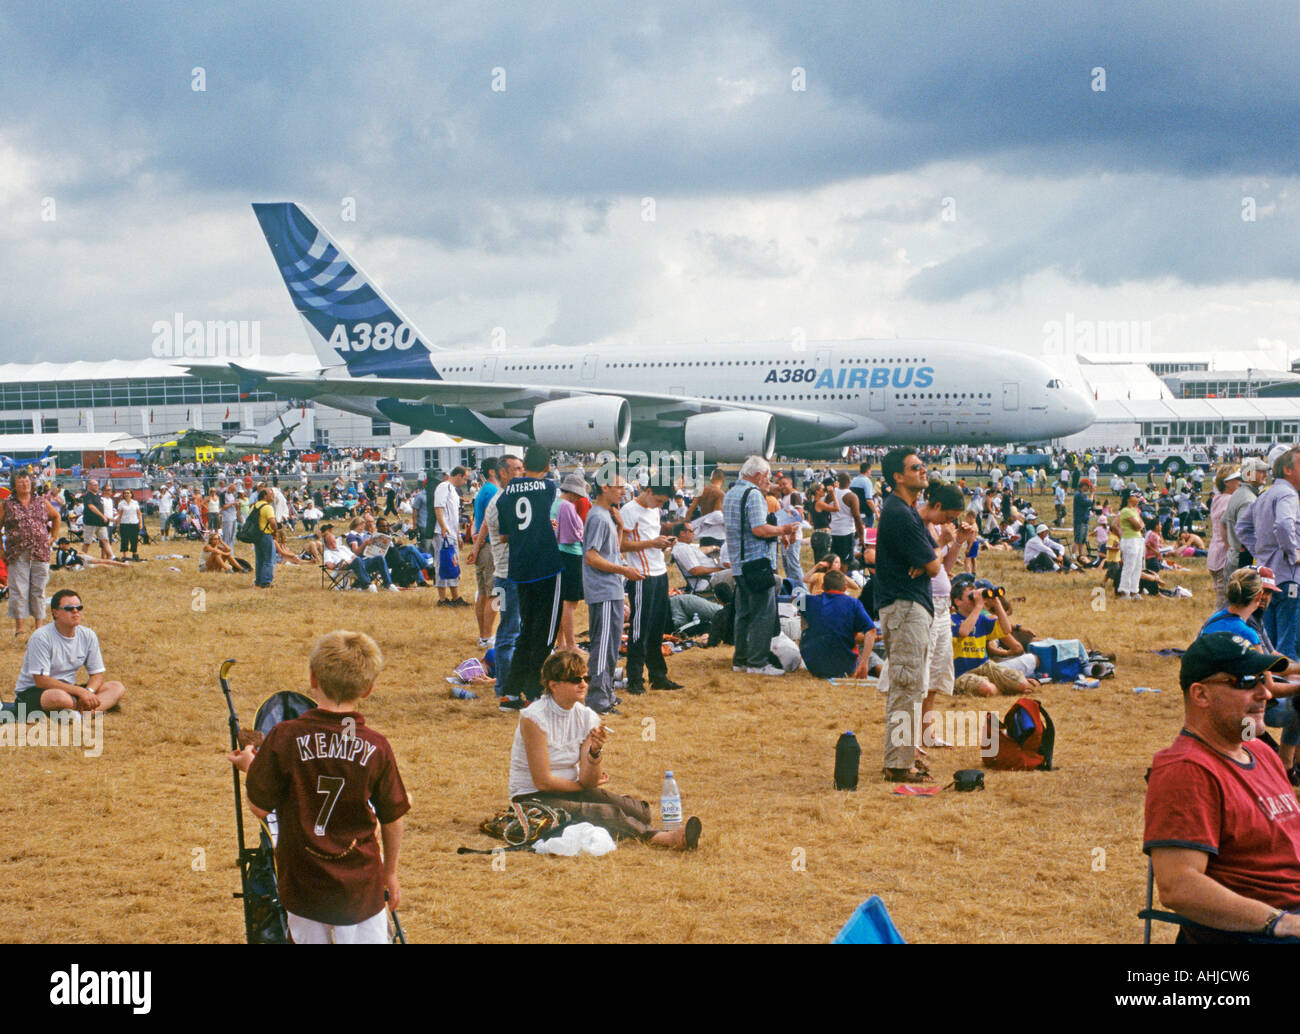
[0, 485, 1217, 943]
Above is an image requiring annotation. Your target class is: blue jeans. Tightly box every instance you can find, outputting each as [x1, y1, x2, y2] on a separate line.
[492, 576, 521, 697]
[781, 539, 805, 593]
[1265, 582, 1300, 661]
[254, 533, 274, 586]
[352, 555, 393, 588]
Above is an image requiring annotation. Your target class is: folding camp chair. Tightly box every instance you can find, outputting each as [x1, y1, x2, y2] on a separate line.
[672, 553, 716, 600]
[832, 896, 906, 944]
[1140, 857, 1298, 944]
[321, 560, 369, 591]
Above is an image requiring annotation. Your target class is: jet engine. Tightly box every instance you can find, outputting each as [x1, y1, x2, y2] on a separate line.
[530, 396, 631, 452]
[683, 411, 776, 461]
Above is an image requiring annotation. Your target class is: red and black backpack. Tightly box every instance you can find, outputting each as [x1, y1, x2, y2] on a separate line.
[983, 697, 1055, 771]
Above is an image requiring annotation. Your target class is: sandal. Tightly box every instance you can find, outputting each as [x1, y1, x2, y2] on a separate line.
[883, 767, 934, 783]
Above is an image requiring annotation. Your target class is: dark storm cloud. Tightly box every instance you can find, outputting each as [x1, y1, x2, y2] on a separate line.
[0, 0, 1296, 359]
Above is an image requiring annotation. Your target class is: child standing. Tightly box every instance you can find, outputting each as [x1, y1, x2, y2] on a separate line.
[228, 630, 410, 944]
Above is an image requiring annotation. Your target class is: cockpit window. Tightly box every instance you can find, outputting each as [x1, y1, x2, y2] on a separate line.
[1046, 379, 1063, 388]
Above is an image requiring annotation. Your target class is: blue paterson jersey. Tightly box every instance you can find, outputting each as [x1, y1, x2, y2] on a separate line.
[496, 476, 563, 583]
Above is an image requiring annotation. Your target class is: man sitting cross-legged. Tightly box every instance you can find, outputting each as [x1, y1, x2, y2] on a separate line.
[12, 589, 126, 714]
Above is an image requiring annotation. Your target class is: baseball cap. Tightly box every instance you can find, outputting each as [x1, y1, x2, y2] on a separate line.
[1179, 632, 1288, 693]
[1222, 468, 1242, 482]
[1035, 523, 1048, 534]
[1241, 457, 1269, 477]
[1257, 566, 1279, 592]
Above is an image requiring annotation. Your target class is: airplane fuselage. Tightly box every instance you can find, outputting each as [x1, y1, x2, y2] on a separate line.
[312, 337, 1094, 451]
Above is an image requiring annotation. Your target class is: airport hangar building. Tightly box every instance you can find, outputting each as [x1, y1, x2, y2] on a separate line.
[1060, 349, 1300, 452]
[0, 355, 502, 472]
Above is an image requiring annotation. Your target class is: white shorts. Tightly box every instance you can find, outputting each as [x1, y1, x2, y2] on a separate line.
[877, 595, 955, 697]
[287, 907, 389, 945]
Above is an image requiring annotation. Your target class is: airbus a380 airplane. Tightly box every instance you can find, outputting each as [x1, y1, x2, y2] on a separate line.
[186, 203, 1095, 461]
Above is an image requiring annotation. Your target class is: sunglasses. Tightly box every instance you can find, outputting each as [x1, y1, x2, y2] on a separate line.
[58, 605, 84, 613]
[1201, 672, 1269, 690]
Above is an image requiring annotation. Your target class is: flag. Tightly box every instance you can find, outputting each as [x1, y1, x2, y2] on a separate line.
[225, 407, 230, 420]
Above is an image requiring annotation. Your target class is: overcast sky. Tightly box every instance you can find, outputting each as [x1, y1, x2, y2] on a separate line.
[1, 1, 1297, 371]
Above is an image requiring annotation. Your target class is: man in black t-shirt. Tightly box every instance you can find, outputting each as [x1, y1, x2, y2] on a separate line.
[80, 479, 114, 560]
[1072, 479, 1095, 562]
[875, 448, 940, 782]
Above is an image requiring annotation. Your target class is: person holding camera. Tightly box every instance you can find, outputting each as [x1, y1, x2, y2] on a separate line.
[949, 573, 1041, 696]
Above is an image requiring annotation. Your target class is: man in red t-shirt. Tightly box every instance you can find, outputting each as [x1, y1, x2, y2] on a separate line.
[1144, 631, 1300, 942]
[229, 630, 410, 943]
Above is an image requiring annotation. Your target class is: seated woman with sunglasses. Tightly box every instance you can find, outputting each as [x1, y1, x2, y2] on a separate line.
[12, 588, 126, 715]
[506, 650, 701, 850]
[1204, 566, 1300, 783]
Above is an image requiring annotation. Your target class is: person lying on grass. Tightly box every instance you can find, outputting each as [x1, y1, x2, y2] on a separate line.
[53, 538, 131, 570]
[507, 649, 701, 851]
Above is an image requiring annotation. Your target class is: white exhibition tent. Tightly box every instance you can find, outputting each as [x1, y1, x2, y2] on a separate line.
[393, 431, 516, 475]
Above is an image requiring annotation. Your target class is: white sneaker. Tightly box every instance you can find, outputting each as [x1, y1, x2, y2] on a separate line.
[387, 584, 401, 592]
[745, 665, 786, 676]
[367, 583, 379, 593]
[477, 637, 491, 649]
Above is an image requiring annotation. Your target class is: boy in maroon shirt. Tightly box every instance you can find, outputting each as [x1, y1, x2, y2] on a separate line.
[1144, 631, 1300, 942]
[229, 630, 410, 944]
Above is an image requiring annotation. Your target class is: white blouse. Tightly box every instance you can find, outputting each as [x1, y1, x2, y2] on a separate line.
[508, 695, 601, 798]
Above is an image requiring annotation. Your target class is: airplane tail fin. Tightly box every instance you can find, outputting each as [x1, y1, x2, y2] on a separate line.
[251, 203, 442, 380]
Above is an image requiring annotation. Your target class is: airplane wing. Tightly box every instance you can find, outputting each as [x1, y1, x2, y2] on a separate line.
[219, 371, 859, 440]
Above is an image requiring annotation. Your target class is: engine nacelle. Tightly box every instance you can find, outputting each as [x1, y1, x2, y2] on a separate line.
[531, 395, 630, 452]
[684, 411, 776, 462]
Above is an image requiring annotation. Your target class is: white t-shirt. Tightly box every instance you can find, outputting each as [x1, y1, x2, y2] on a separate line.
[672, 541, 716, 591]
[323, 542, 355, 567]
[15, 624, 106, 694]
[433, 481, 461, 536]
[117, 498, 141, 525]
[508, 695, 602, 798]
[621, 499, 666, 577]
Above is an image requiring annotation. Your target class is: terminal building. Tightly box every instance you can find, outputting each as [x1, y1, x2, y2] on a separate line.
[1063, 349, 1300, 451]
[0, 355, 423, 467]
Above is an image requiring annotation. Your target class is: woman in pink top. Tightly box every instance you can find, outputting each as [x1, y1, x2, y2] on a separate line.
[0, 469, 61, 638]
[554, 473, 589, 652]
[1206, 464, 1240, 612]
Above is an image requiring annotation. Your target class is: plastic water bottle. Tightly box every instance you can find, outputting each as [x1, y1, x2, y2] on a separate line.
[660, 772, 683, 829]
[449, 686, 478, 700]
[834, 732, 861, 790]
